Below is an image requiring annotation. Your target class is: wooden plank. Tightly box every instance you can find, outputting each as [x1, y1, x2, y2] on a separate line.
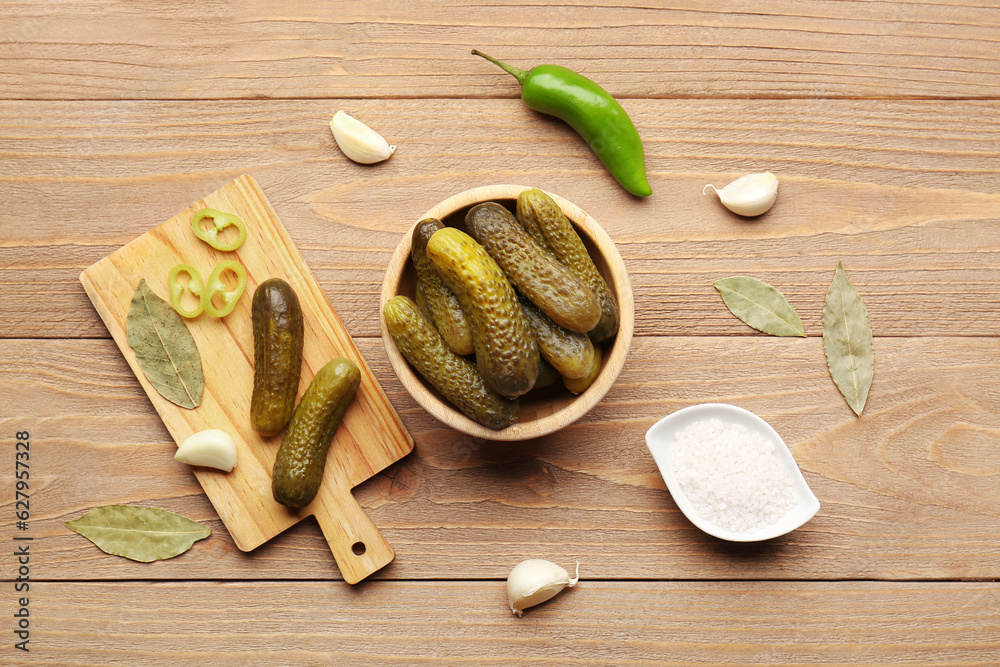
[3, 336, 998, 581]
[1, 98, 999, 339]
[2, 1, 1000, 101]
[79, 174, 414, 583]
[9, 581, 999, 665]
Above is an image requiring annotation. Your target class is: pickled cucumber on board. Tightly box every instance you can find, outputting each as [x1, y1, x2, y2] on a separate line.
[516, 189, 619, 342]
[411, 218, 474, 356]
[465, 202, 600, 335]
[251, 278, 304, 436]
[520, 297, 596, 380]
[425, 227, 538, 399]
[384, 296, 518, 429]
[272, 358, 360, 508]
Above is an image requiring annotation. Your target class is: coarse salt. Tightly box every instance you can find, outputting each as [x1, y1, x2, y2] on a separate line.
[671, 418, 796, 535]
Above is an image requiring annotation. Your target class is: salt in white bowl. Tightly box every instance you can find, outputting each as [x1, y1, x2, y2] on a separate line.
[645, 403, 820, 542]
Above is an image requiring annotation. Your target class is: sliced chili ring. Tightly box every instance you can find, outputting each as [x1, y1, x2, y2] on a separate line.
[203, 260, 248, 318]
[168, 263, 205, 318]
[191, 208, 247, 252]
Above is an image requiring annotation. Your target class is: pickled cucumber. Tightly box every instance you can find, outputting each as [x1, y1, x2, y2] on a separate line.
[384, 296, 518, 429]
[465, 202, 600, 335]
[411, 218, 474, 356]
[425, 227, 538, 399]
[520, 297, 596, 380]
[251, 278, 304, 436]
[272, 358, 360, 508]
[532, 357, 561, 390]
[563, 343, 603, 395]
[414, 281, 435, 323]
[517, 189, 619, 342]
[516, 204, 555, 255]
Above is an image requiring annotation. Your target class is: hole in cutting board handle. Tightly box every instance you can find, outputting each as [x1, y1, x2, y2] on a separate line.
[352, 541, 366, 556]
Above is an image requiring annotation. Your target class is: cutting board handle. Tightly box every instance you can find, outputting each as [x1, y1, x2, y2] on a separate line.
[316, 490, 394, 584]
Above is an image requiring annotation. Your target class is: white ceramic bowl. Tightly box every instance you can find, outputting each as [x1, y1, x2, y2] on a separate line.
[644, 403, 820, 541]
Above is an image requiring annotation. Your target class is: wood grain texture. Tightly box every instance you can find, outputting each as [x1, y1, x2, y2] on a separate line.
[3, 1, 998, 660]
[1, 99, 998, 339]
[381, 184, 634, 440]
[3, 0, 1000, 101]
[79, 175, 414, 583]
[3, 335, 997, 581]
[10, 582, 1000, 665]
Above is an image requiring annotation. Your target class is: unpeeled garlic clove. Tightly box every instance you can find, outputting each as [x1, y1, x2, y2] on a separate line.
[174, 429, 238, 472]
[704, 171, 778, 217]
[329, 110, 396, 164]
[506, 559, 579, 617]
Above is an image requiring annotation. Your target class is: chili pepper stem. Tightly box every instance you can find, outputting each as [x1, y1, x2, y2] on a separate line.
[472, 50, 527, 84]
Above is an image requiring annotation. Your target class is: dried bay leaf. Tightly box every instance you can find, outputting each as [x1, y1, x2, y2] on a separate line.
[714, 276, 806, 337]
[127, 279, 204, 408]
[823, 262, 874, 416]
[65, 505, 211, 562]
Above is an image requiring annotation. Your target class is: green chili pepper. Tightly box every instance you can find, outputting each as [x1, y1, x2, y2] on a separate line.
[167, 263, 205, 318]
[191, 208, 247, 252]
[472, 50, 651, 197]
[202, 260, 247, 318]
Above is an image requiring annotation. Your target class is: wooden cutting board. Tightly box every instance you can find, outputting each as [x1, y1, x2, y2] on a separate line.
[80, 174, 414, 584]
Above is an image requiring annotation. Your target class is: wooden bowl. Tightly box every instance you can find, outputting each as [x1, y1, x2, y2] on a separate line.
[379, 185, 634, 441]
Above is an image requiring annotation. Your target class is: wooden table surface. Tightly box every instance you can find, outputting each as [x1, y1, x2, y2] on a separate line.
[2, 2, 999, 664]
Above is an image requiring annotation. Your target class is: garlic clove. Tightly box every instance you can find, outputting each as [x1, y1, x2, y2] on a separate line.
[506, 559, 580, 617]
[174, 429, 238, 472]
[704, 171, 779, 217]
[329, 110, 396, 164]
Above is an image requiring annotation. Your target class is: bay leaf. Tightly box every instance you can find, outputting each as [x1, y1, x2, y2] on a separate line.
[126, 279, 204, 408]
[822, 262, 874, 416]
[714, 276, 806, 337]
[65, 505, 211, 562]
